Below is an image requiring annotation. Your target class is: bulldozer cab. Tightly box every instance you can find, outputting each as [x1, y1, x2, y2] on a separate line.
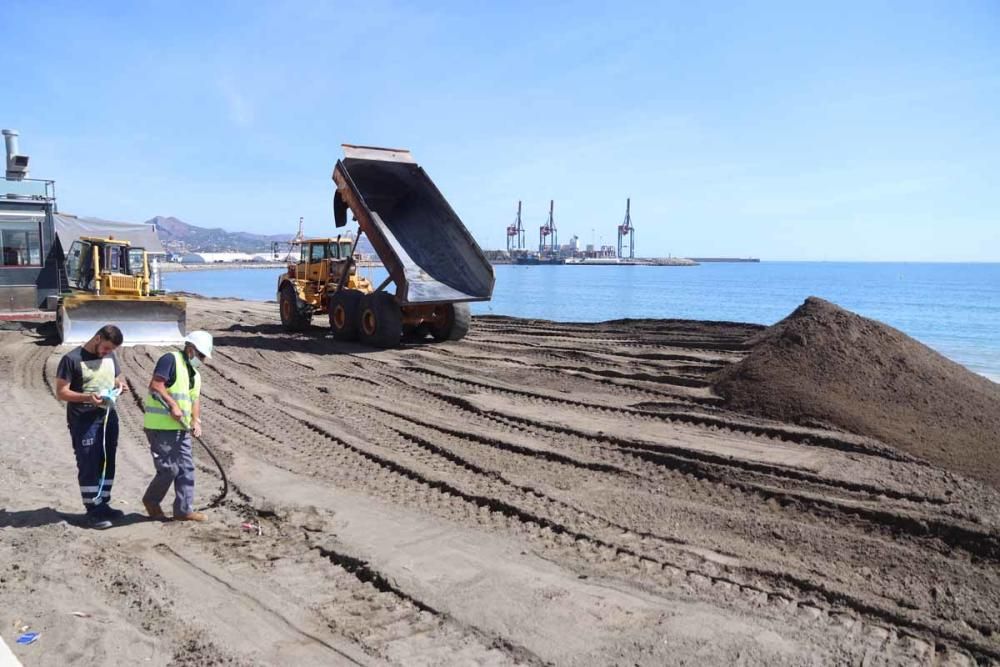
[65, 237, 148, 294]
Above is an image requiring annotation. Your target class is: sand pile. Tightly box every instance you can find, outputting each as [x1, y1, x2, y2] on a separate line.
[714, 297, 1000, 487]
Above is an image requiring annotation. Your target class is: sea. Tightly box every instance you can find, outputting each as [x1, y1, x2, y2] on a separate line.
[164, 262, 1000, 381]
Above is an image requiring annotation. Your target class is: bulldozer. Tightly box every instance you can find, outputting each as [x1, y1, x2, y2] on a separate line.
[57, 236, 186, 345]
[275, 145, 494, 348]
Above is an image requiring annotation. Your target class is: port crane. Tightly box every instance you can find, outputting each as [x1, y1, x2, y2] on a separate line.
[617, 198, 635, 259]
[539, 200, 557, 253]
[506, 201, 525, 252]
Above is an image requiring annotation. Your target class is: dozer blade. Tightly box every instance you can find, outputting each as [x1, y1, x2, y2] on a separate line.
[58, 295, 187, 346]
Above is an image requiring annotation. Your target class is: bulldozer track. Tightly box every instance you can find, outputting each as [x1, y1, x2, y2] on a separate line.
[217, 399, 996, 661]
[147, 343, 996, 661]
[110, 348, 522, 664]
[194, 341, 982, 516]
[380, 361, 912, 461]
[407, 345, 713, 400]
[371, 384, 1000, 560]
[12, 304, 990, 665]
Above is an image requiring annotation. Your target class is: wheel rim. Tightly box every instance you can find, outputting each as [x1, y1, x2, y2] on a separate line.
[362, 309, 377, 336]
[333, 306, 346, 329]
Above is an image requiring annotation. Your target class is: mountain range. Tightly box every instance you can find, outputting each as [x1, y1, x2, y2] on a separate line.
[146, 216, 294, 254]
[146, 216, 374, 255]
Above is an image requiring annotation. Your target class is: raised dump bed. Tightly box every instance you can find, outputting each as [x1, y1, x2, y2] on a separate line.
[333, 145, 494, 305]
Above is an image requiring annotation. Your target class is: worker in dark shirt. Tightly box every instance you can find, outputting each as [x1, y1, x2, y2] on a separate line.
[55, 324, 129, 529]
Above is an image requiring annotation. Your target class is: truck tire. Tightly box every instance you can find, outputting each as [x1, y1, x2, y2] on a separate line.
[329, 289, 363, 341]
[358, 292, 402, 348]
[279, 284, 311, 332]
[431, 303, 471, 342]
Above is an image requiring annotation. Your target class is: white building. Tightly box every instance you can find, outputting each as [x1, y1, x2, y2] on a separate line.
[179, 252, 271, 264]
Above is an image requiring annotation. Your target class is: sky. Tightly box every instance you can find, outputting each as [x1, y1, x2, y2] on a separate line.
[5, 1, 999, 261]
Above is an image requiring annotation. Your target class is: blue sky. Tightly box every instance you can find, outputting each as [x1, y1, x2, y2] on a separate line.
[6, 1, 999, 260]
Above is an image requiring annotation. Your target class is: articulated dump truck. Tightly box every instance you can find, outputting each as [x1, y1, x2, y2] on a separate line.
[277, 145, 494, 348]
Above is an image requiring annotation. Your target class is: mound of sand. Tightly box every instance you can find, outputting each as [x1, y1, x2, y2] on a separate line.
[714, 297, 1000, 487]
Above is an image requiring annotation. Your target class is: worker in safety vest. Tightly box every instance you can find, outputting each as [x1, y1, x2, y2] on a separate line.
[141, 331, 213, 521]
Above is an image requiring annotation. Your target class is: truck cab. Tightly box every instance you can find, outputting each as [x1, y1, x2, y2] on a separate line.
[291, 238, 355, 285]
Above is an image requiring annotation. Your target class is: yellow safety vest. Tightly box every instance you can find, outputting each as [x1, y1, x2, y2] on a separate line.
[143, 351, 201, 430]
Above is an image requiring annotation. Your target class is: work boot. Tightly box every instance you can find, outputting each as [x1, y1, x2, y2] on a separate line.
[85, 513, 113, 530]
[173, 511, 207, 522]
[143, 500, 167, 520]
[95, 504, 125, 521]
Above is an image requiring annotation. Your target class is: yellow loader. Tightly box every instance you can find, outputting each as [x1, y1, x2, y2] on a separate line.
[58, 236, 186, 346]
[276, 235, 374, 333]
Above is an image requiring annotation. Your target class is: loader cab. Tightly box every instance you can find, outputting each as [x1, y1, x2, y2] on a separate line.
[296, 238, 355, 284]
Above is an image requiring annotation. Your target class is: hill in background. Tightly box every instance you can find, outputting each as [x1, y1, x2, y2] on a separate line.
[146, 215, 374, 255]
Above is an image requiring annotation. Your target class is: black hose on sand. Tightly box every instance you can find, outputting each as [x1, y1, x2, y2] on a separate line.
[193, 433, 229, 507]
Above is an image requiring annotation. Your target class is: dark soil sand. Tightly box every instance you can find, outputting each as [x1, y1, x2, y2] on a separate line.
[2, 297, 998, 665]
[714, 297, 1000, 488]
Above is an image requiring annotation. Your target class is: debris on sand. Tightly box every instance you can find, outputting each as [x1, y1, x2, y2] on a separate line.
[714, 297, 1000, 487]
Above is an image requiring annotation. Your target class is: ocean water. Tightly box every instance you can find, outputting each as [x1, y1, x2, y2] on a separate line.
[164, 262, 1000, 380]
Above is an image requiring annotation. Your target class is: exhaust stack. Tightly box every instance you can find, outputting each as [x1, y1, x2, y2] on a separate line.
[2, 129, 30, 181]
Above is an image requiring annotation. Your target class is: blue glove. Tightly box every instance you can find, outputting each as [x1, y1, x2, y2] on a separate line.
[99, 387, 122, 409]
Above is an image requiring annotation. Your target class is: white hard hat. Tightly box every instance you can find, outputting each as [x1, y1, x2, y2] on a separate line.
[184, 330, 214, 359]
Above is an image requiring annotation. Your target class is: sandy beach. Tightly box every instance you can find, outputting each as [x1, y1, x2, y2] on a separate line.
[1, 296, 998, 665]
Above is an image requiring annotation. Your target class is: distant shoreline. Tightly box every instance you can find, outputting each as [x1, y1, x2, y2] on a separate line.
[160, 262, 287, 273]
[160, 261, 384, 273]
[158, 258, 762, 272]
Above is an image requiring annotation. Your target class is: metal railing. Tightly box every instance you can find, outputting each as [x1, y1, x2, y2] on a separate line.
[1, 178, 56, 204]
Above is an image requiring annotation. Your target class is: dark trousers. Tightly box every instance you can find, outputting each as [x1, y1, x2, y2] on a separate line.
[69, 409, 119, 514]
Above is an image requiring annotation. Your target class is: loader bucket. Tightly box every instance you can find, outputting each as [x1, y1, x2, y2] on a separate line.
[58, 294, 187, 346]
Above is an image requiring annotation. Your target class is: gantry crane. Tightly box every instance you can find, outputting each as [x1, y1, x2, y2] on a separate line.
[506, 200, 525, 252]
[617, 198, 635, 259]
[539, 200, 557, 253]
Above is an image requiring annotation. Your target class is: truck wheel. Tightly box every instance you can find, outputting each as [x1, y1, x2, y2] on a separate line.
[359, 292, 402, 348]
[279, 284, 311, 332]
[431, 303, 471, 342]
[329, 289, 363, 341]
